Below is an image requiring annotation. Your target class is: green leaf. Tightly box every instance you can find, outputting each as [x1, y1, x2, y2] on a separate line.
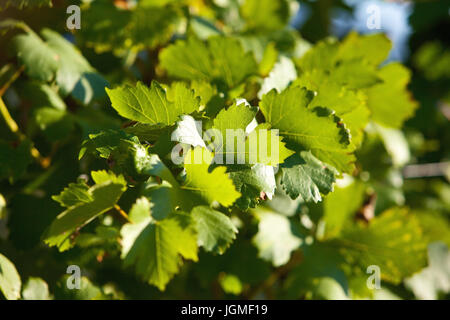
[414, 210, 450, 246]
[280, 151, 337, 202]
[0, 253, 21, 300]
[259, 55, 297, 98]
[55, 276, 107, 300]
[171, 115, 206, 148]
[159, 37, 213, 82]
[22, 277, 51, 300]
[79, 0, 180, 52]
[321, 179, 366, 238]
[45, 171, 127, 251]
[21, 82, 67, 111]
[192, 206, 238, 254]
[228, 164, 276, 210]
[79, 129, 132, 160]
[405, 242, 450, 300]
[245, 123, 295, 166]
[337, 32, 392, 67]
[12, 31, 59, 82]
[259, 86, 355, 173]
[284, 243, 348, 299]
[106, 81, 199, 126]
[366, 63, 418, 128]
[52, 179, 93, 208]
[241, 0, 290, 33]
[41, 29, 108, 104]
[212, 103, 293, 166]
[160, 36, 258, 88]
[34, 107, 75, 141]
[182, 147, 241, 207]
[293, 70, 370, 148]
[252, 207, 302, 267]
[0, 0, 51, 10]
[121, 198, 198, 291]
[211, 102, 256, 159]
[328, 207, 427, 284]
[219, 274, 243, 295]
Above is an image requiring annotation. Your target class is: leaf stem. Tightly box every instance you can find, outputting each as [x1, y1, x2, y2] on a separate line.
[0, 95, 50, 168]
[0, 65, 24, 97]
[114, 204, 131, 222]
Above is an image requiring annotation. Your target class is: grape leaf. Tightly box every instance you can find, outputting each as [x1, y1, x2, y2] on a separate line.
[121, 198, 198, 290]
[293, 70, 370, 148]
[228, 164, 276, 210]
[44, 171, 127, 251]
[280, 151, 337, 202]
[366, 63, 418, 128]
[41, 29, 108, 104]
[337, 32, 391, 67]
[52, 180, 93, 208]
[22, 277, 50, 300]
[327, 207, 427, 284]
[182, 147, 241, 207]
[405, 242, 450, 300]
[241, 0, 290, 33]
[192, 206, 238, 254]
[79, 130, 132, 160]
[258, 55, 297, 98]
[12, 31, 59, 82]
[321, 179, 366, 238]
[252, 207, 302, 267]
[160, 36, 258, 88]
[212, 103, 293, 166]
[106, 81, 200, 126]
[0, 253, 21, 300]
[259, 86, 355, 173]
[79, 0, 180, 52]
[0, 0, 51, 10]
[171, 115, 206, 148]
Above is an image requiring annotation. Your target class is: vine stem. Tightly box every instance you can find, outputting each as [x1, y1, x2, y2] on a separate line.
[0, 93, 49, 168]
[114, 204, 131, 222]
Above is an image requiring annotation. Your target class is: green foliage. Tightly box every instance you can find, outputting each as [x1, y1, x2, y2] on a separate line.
[22, 277, 51, 300]
[0, 0, 51, 10]
[160, 36, 258, 89]
[121, 198, 197, 290]
[0, 254, 21, 300]
[44, 171, 127, 251]
[0, 0, 448, 301]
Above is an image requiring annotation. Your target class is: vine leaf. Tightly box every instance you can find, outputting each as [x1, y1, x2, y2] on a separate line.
[106, 81, 199, 126]
[326, 208, 427, 284]
[52, 179, 93, 208]
[121, 198, 197, 291]
[0, 253, 21, 300]
[228, 164, 276, 210]
[192, 206, 238, 254]
[182, 147, 241, 207]
[44, 171, 127, 251]
[366, 63, 418, 128]
[252, 207, 302, 267]
[212, 103, 294, 166]
[259, 86, 355, 173]
[280, 151, 337, 202]
[159, 36, 258, 88]
[12, 31, 59, 82]
[0, 0, 51, 10]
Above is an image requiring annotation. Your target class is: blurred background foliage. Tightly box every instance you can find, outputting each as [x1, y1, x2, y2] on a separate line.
[0, 0, 449, 300]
